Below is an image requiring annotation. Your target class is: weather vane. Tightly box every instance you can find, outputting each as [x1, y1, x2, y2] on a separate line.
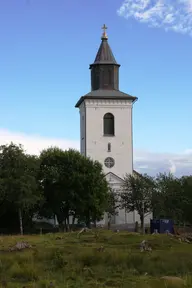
[101, 24, 108, 39]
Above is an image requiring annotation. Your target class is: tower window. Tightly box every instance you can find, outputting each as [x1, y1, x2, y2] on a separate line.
[104, 157, 115, 168]
[108, 143, 111, 152]
[103, 113, 114, 136]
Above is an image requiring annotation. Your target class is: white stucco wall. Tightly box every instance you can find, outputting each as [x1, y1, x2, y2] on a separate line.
[77, 97, 152, 227]
[79, 98, 133, 180]
[105, 172, 135, 225]
[79, 98, 135, 226]
[80, 102, 86, 156]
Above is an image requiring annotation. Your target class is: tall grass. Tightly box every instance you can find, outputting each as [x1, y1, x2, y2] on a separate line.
[0, 231, 191, 287]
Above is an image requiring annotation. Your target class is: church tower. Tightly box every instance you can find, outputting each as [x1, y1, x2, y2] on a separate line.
[75, 25, 138, 225]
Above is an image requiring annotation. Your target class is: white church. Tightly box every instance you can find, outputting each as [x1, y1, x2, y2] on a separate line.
[75, 25, 151, 227]
[37, 26, 152, 229]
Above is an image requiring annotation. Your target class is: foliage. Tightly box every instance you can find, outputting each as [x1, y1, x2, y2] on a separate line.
[1, 141, 192, 233]
[177, 175, 192, 224]
[39, 147, 109, 229]
[121, 173, 155, 229]
[75, 155, 109, 226]
[153, 173, 185, 221]
[38, 147, 71, 227]
[0, 143, 41, 234]
[105, 188, 119, 229]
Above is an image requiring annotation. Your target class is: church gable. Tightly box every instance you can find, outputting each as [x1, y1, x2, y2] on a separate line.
[133, 170, 142, 178]
[105, 170, 141, 188]
[105, 172, 124, 185]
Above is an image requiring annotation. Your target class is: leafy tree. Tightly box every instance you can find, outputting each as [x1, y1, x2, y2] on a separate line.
[105, 189, 119, 229]
[0, 143, 41, 234]
[39, 148, 109, 230]
[154, 173, 184, 222]
[121, 173, 155, 232]
[178, 175, 192, 224]
[39, 147, 70, 230]
[76, 157, 109, 227]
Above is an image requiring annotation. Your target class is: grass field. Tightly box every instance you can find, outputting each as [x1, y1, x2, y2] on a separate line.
[0, 230, 192, 287]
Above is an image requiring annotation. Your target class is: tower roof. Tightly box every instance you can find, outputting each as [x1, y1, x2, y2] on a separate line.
[75, 25, 138, 108]
[90, 24, 119, 66]
[75, 89, 137, 107]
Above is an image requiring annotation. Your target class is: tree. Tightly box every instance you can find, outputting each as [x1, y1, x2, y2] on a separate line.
[0, 143, 41, 234]
[154, 173, 184, 222]
[178, 175, 192, 224]
[76, 157, 109, 227]
[105, 188, 119, 229]
[39, 147, 71, 230]
[121, 173, 155, 232]
[39, 148, 109, 230]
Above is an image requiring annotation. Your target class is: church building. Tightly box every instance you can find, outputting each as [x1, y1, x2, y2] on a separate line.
[75, 25, 150, 226]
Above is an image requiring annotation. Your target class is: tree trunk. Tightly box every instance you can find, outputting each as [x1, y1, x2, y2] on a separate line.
[108, 214, 111, 230]
[18, 208, 23, 235]
[66, 216, 70, 231]
[72, 214, 76, 230]
[63, 218, 67, 232]
[86, 217, 91, 229]
[108, 220, 111, 230]
[58, 223, 63, 232]
[54, 215, 57, 227]
[56, 214, 64, 232]
[135, 221, 139, 233]
[140, 214, 144, 234]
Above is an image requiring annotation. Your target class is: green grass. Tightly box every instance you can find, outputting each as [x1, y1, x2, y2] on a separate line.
[0, 230, 192, 287]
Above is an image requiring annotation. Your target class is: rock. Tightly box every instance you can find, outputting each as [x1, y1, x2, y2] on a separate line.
[55, 236, 63, 240]
[161, 276, 185, 286]
[77, 227, 91, 237]
[9, 241, 32, 252]
[1, 280, 7, 287]
[97, 246, 105, 252]
[140, 240, 152, 252]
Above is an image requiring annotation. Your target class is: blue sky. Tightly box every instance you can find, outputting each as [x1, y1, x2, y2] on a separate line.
[0, 0, 192, 175]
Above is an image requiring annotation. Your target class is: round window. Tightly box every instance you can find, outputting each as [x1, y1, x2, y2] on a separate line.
[104, 157, 115, 168]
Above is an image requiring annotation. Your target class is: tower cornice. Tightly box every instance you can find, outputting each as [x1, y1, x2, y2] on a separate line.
[75, 90, 137, 108]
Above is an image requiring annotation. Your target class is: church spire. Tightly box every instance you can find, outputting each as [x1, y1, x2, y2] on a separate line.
[90, 25, 120, 91]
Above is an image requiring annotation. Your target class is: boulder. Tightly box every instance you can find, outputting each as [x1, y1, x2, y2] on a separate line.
[161, 276, 185, 287]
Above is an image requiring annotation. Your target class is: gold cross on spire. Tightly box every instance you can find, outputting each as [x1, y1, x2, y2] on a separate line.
[101, 24, 108, 39]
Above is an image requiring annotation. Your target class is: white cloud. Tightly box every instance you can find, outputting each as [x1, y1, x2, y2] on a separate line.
[117, 0, 192, 36]
[134, 149, 192, 176]
[0, 129, 79, 155]
[0, 128, 191, 177]
[169, 160, 177, 174]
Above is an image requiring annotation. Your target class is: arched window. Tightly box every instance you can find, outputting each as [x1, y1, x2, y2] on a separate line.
[103, 113, 114, 136]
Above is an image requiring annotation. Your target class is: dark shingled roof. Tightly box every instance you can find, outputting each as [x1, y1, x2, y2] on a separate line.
[75, 89, 137, 107]
[91, 38, 119, 66]
[75, 27, 138, 108]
